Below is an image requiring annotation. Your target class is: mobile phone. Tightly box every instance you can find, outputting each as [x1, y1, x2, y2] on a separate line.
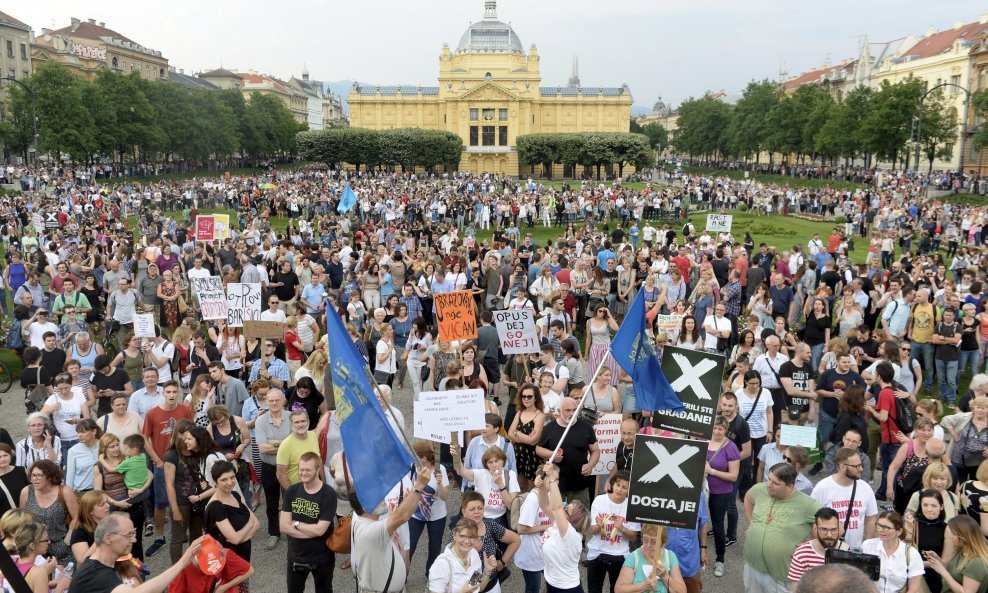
[468, 571, 483, 586]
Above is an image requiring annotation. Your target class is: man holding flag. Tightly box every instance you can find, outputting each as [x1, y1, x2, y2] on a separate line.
[611, 287, 685, 413]
[337, 183, 358, 214]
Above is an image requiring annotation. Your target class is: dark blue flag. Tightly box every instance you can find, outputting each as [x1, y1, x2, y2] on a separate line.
[611, 288, 684, 412]
[337, 184, 358, 214]
[325, 303, 414, 510]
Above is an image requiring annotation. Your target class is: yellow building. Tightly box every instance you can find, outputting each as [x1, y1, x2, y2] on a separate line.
[33, 18, 168, 82]
[347, 0, 632, 176]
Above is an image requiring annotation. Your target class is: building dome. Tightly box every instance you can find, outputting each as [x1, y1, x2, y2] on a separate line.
[456, 1, 523, 54]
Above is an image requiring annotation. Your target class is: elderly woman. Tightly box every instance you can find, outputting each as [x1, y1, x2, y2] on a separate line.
[19, 460, 77, 565]
[70, 490, 111, 563]
[615, 523, 687, 593]
[15, 413, 61, 469]
[951, 395, 988, 483]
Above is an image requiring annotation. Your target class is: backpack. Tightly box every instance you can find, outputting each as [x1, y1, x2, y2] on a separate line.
[508, 491, 531, 531]
[892, 396, 916, 435]
[6, 320, 23, 350]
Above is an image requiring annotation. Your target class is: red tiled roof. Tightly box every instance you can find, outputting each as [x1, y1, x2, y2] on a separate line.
[0, 11, 30, 30]
[902, 21, 988, 60]
[782, 61, 854, 91]
[50, 20, 136, 44]
[237, 72, 290, 93]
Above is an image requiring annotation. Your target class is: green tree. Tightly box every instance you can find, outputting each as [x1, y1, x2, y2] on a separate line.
[918, 88, 958, 171]
[90, 70, 164, 162]
[860, 78, 923, 167]
[728, 80, 781, 162]
[673, 97, 732, 159]
[815, 86, 873, 165]
[7, 62, 96, 162]
[971, 88, 988, 152]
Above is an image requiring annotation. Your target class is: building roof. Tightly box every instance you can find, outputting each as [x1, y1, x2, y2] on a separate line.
[456, 0, 524, 54]
[900, 20, 988, 60]
[169, 70, 218, 91]
[0, 11, 31, 31]
[50, 18, 136, 44]
[539, 86, 627, 97]
[200, 67, 241, 79]
[782, 60, 854, 91]
[351, 84, 440, 96]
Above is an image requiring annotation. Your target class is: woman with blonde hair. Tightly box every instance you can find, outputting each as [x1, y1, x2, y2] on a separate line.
[11, 522, 70, 593]
[295, 348, 327, 385]
[905, 463, 959, 525]
[70, 490, 111, 563]
[615, 523, 687, 593]
[818, 337, 855, 375]
[0, 509, 34, 551]
[922, 515, 988, 593]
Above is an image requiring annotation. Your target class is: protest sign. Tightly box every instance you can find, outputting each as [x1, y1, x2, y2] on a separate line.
[212, 214, 230, 240]
[44, 211, 59, 230]
[493, 310, 539, 354]
[413, 389, 486, 444]
[649, 345, 725, 440]
[592, 413, 623, 476]
[434, 290, 478, 342]
[780, 424, 818, 449]
[627, 434, 708, 527]
[243, 320, 286, 340]
[653, 314, 684, 335]
[195, 216, 215, 242]
[706, 214, 733, 233]
[226, 283, 261, 328]
[134, 313, 156, 338]
[191, 276, 227, 320]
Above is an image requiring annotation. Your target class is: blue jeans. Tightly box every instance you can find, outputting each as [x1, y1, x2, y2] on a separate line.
[810, 343, 825, 375]
[959, 350, 980, 385]
[878, 442, 901, 500]
[523, 569, 543, 593]
[60, 439, 78, 470]
[408, 517, 445, 575]
[936, 359, 959, 404]
[709, 491, 732, 562]
[818, 408, 838, 448]
[911, 342, 935, 392]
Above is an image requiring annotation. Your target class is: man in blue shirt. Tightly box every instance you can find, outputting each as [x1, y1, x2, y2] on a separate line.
[300, 274, 326, 321]
[596, 240, 616, 270]
[666, 490, 709, 591]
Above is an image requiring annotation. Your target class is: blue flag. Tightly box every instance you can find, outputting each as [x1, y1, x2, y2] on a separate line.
[325, 303, 414, 511]
[610, 288, 684, 412]
[337, 184, 358, 214]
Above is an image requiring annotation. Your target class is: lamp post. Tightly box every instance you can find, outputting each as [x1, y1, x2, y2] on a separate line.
[914, 81, 972, 175]
[3, 76, 38, 164]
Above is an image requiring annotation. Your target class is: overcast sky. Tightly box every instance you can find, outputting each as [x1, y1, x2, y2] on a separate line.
[18, 0, 988, 109]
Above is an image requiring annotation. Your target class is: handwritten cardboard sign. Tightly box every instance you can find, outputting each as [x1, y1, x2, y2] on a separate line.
[134, 313, 156, 338]
[434, 290, 478, 343]
[226, 283, 261, 328]
[592, 413, 624, 476]
[243, 320, 286, 340]
[191, 276, 227, 321]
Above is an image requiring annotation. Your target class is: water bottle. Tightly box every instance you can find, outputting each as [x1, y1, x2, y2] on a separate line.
[62, 562, 75, 579]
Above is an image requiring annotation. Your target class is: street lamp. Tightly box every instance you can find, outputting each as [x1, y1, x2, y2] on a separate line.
[913, 81, 972, 174]
[3, 76, 38, 164]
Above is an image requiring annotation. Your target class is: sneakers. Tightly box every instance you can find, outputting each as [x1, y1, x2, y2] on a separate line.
[146, 538, 166, 557]
[143, 522, 154, 538]
[265, 535, 280, 550]
[714, 562, 725, 578]
[725, 538, 738, 548]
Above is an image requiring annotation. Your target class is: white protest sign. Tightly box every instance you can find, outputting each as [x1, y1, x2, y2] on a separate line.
[706, 214, 733, 233]
[134, 313, 156, 337]
[653, 314, 684, 335]
[592, 413, 623, 476]
[413, 389, 486, 444]
[780, 424, 818, 449]
[226, 283, 261, 328]
[191, 276, 228, 321]
[493, 310, 540, 354]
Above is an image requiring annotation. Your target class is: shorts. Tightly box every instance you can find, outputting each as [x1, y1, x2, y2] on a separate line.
[152, 466, 168, 508]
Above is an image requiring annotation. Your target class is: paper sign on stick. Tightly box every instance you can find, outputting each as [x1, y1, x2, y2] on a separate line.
[434, 291, 478, 342]
[493, 310, 539, 354]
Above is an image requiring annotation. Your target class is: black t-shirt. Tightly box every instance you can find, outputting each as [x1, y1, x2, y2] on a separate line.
[204, 491, 252, 561]
[218, 247, 239, 269]
[852, 337, 880, 361]
[67, 558, 122, 593]
[615, 441, 634, 473]
[40, 348, 67, 385]
[820, 270, 841, 294]
[90, 368, 131, 418]
[282, 481, 337, 564]
[20, 366, 51, 390]
[935, 322, 961, 361]
[803, 314, 831, 346]
[286, 390, 325, 430]
[69, 526, 95, 548]
[726, 414, 751, 456]
[779, 360, 815, 413]
[274, 271, 300, 302]
[539, 420, 597, 492]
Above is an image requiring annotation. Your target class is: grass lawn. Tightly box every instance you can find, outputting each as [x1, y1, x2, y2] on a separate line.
[682, 166, 865, 191]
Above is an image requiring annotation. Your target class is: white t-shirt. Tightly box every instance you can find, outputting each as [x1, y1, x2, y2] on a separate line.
[187, 267, 211, 281]
[587, 494, 641, 559]
[543, 523, 584, 589]
[27, 321, 59, 349]
[859, 538, 924, 593]
[151, 341, 175, 382]
[351, 514, 407, 593]
[44, 390, 88, 438]
[703, 315, 729, 351]
[382, 481, 410, 550]
[260, 309, 287, 323]
[376, 340, 397, 374]
[429, 546, 500, 593]
[515, 492, 553, 572]
[810, 477, 878, 550]
[401, 466, 450, 521]
[472, 469, 520, 519]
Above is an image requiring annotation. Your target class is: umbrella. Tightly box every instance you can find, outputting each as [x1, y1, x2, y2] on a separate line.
[259, 182, 278, 190]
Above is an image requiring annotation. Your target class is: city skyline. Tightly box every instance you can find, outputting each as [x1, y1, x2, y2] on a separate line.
[13, 0, 988, 110]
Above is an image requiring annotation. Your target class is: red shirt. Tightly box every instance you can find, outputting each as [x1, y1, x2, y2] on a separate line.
[168, 549, 251, 593]
[877, 387, 898, 444]
[827, 234, 841, 254]
[671, 256, 691, 280]
[143, 405, 194, 458]
[285, 330, 304, 362]
[734, 258, 749, 287]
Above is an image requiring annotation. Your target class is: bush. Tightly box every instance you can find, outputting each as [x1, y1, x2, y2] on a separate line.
[738, 203, 748, 212]
[834, 214, 847, 225]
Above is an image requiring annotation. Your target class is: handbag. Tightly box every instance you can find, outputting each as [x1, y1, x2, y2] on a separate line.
[578, 384, 599, 425]
[183, 457, 209, 516]
[326, 453, 352, 553]
[25, 368, 47, 414]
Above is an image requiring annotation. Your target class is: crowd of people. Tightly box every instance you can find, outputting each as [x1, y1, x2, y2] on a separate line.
[2, 162, 988, 593]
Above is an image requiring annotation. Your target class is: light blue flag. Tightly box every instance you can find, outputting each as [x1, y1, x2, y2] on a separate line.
[337, 184, 358, 214]
[610, 288, 684, 412]
[325, 303, 414, 510]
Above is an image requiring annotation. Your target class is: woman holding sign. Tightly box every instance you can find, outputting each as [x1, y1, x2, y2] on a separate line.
[450, 446, 520, 526]
[614, 524, 686, 593]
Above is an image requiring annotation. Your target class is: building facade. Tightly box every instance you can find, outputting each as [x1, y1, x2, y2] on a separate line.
[33, 18, 167, 82]
[347, 0, 632, 176]
[0, 10, 34, 163]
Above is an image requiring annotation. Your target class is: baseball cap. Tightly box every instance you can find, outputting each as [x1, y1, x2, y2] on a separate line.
[196, 535, 226, 575]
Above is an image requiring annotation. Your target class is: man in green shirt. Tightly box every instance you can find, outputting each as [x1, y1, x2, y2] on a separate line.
[743, 463, 821, 593]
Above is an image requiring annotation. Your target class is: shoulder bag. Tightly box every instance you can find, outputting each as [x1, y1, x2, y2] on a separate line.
[326, 453, 352, 553]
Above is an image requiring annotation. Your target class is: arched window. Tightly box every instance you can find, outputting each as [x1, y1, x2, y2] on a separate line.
[485, 72, 492, 79]
[111, 56, 118, 69]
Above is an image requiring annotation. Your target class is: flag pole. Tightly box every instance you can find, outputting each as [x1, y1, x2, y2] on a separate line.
[544, 350, 612, 466]
[363, 358, 417, 456]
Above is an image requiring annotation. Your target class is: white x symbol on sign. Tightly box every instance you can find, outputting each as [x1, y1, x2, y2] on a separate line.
[639, 441, 699, 488]
[668, 353, 717, 400]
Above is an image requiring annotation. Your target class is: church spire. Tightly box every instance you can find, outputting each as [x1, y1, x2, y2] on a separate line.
[567, 53, 581, 87]
[483, 0, 497, 20]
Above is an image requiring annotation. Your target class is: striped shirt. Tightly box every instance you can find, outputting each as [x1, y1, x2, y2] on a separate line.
[786, 540, 825, 583]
